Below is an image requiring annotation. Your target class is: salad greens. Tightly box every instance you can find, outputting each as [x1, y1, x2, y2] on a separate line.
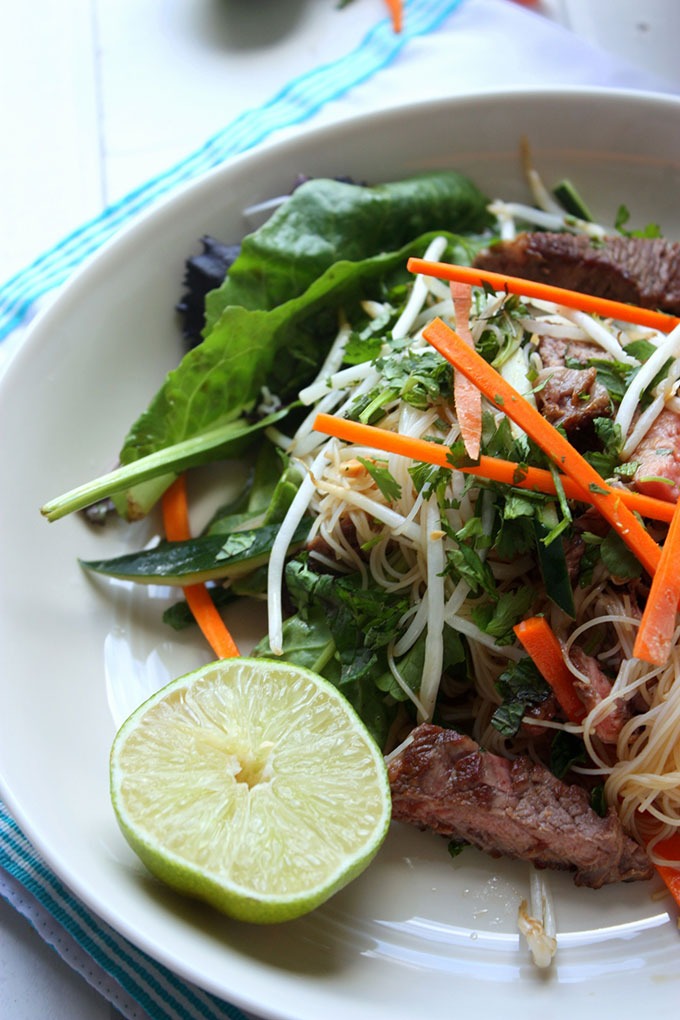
[42, 172, 491, 523]
[254, 557, 467, 748]
[118, 174, 493, 516]
[45, 164, 672, 755]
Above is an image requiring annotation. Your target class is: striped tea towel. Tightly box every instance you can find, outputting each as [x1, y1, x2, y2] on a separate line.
[0, 0, 465, 344]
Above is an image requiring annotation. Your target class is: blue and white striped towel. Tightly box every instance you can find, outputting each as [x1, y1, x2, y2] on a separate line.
[1, 1, 675, 1017]
[0, 0, 464, 344]
[0, 807, 249, 1020]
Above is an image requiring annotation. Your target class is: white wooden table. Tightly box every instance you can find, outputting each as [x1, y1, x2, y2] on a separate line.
[1, 1, 678, 1016]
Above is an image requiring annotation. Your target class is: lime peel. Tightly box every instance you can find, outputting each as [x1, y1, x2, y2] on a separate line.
[110, 657, 391, 923]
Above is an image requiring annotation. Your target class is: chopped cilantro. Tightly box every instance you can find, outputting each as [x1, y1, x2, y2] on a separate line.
[357, 457, 402, 502]
[613, 460, 638, 480]
[343, 330, 384, 365]
[624, 338, 657, 363]
[409, 461, 452, 499]
[471, 587, 535, 645]
[348, 346, 453, 423]
[599, 529, 642, 580]
[446, 440, 478, 470]
[447, 839, 468, 860]
[615, 204, 662, 239]
[445, 542, 497, 597]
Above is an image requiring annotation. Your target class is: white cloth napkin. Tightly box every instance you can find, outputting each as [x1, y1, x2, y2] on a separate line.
[0, 2, 676, 1019]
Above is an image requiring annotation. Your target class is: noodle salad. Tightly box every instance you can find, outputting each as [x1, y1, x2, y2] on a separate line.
[42, 161, 680, 934]
[266, 237, 680, 860]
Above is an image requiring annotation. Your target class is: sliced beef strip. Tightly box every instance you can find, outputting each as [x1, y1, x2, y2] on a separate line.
[474, 232, 680, 315]
[631, 407, 680, 503]
[388, 723, 653, 887]
[535, 365, 612, 433]
[537, 335, 608, 368]
[517, 693, 559, 739]
[568, 645, 631, 745]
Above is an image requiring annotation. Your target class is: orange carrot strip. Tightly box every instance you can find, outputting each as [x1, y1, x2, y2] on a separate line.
[408, 258, 680, 334]
[516, 619, 680, 902]
[313, 413, 676, 523]
[514, 617, 586, 723]
[422, 317, 662, 578]
[161, 476, 240, 660]
[633, 496, 680, 665]
[162, 475, 191, 543]
[653, 831, 680, 908]
[384, 0, 403, 32]
[181, 585, 240, 660]
[451, 282, 482, 459]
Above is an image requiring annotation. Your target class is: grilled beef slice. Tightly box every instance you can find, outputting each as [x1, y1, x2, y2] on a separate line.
[388, 724, 653, 887]
[567, 645, 631, 745]
[537, 335, 606, 368]
[474, 232, 680, 315]
[631, 406, 680, 502]
[535, 365, 611, 434]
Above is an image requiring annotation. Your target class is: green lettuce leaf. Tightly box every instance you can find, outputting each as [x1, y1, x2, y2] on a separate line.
[204, 172, 492, 326]
[44, 171, 491, 521]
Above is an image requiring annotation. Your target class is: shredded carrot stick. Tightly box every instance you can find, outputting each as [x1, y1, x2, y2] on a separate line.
[313, 413, 676, 523]
[633, 497, 680, 665]
[314, 409, 680, 899]
[514, 617, 586, 724]
[653, 831, 680, 908]
[384, 0, 403, 32]
[517, 617, 680, 902]
[162, 475, 191, 543]
[422, 317, 662, 578]
[408, 258, 680, 334]
[451, 282, 482, 459]
[161, 476, 240, 660]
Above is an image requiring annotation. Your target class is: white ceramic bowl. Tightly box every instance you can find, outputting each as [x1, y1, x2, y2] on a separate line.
[1, 87, 680, 1020]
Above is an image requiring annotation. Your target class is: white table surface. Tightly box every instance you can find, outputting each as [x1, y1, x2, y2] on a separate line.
[2, 1, 679, 1017]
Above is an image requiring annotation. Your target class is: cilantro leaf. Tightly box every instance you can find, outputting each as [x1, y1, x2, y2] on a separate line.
[409, 461, 451, 499]
[471, 587, 535, 645]
[216, 532, 257, 561]
[589, 784, 609, 817]
[445, 542, 497, 597]
[599, 528, 643, 581]
[357, 457, 402, 502]
[615, 204, 662, 239]
[343, 331, 384, 365]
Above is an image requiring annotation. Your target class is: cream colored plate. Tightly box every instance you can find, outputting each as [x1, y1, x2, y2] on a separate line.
[1, 88, 679, 1019]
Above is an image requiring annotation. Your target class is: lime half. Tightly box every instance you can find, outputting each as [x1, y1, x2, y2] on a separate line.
[110, 657, 391, 923]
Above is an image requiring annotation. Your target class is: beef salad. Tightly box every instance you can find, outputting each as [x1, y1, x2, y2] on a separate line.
[41, 156, 680, 961]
